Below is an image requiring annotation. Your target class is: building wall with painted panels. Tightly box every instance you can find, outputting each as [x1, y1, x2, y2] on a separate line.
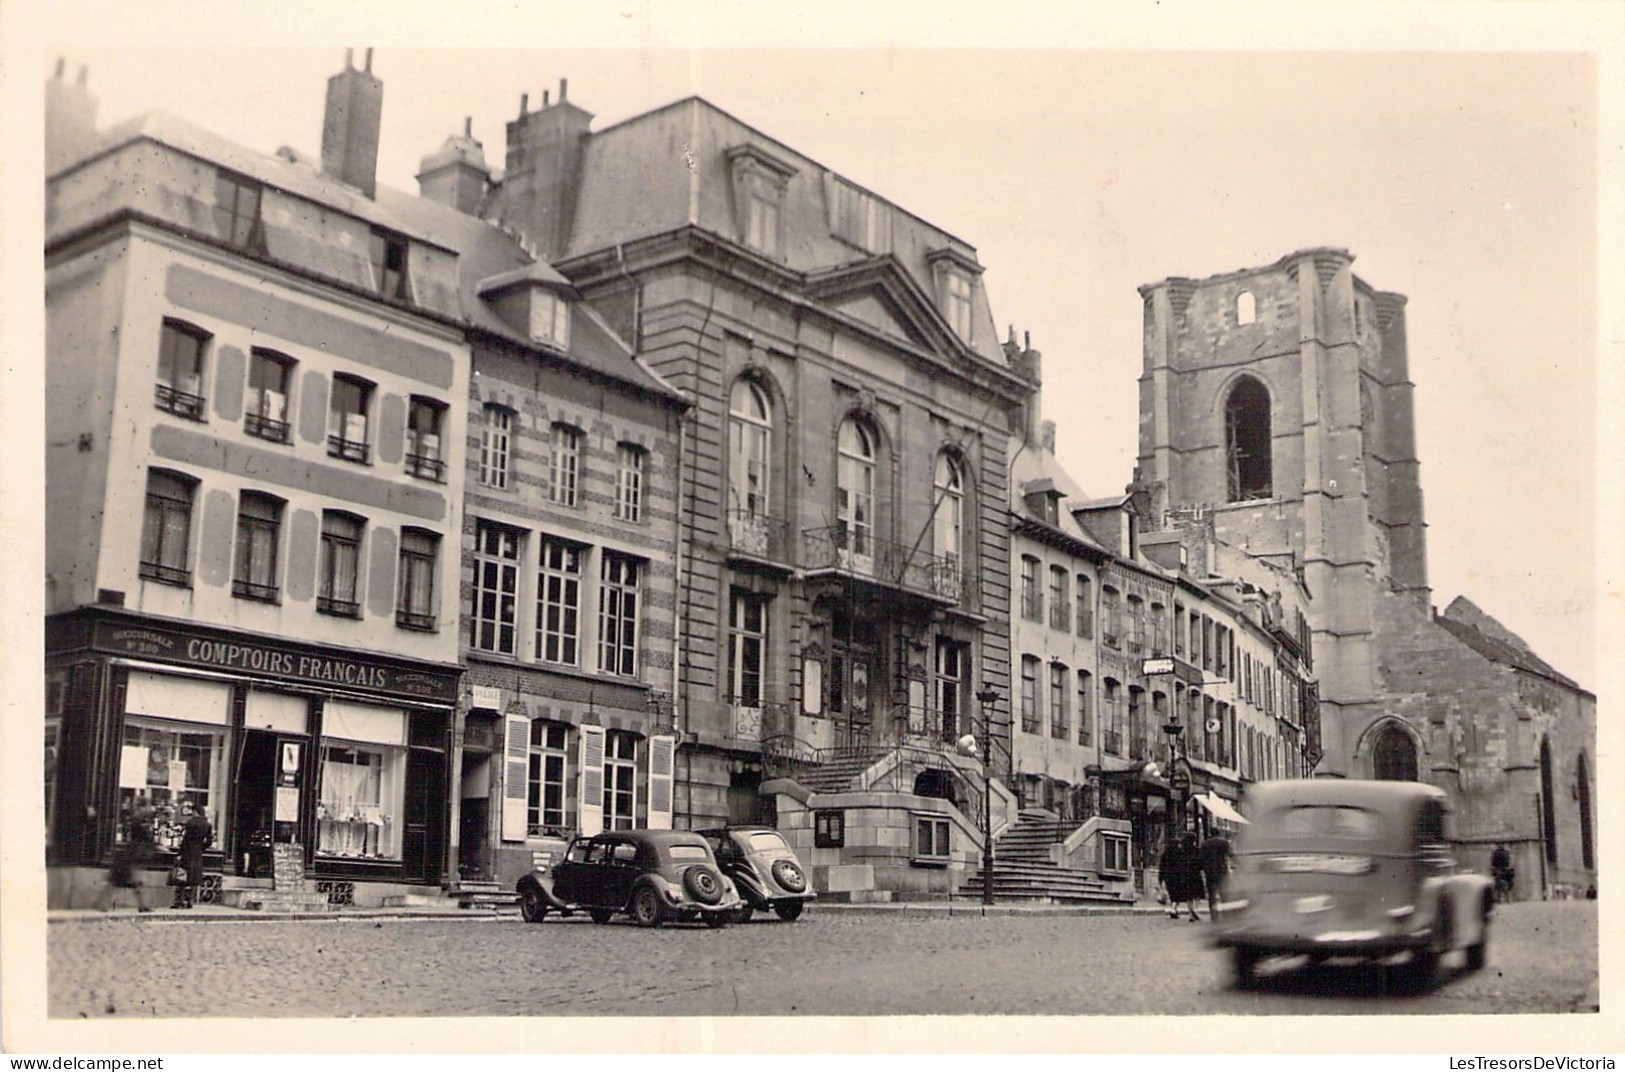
[50, 233, 469, 667]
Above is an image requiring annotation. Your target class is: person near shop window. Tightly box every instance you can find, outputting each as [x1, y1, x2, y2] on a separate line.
[176, 801, 213, 908]
[95, 798, 158, 913]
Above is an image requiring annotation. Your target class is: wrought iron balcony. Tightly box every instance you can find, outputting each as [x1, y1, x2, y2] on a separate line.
[729, 700, 793, 744]
[726, 509, 793, 565]
[802, 526, 977, 611]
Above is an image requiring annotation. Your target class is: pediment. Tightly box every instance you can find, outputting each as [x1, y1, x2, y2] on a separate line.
[806, 256, 958, 359]
[829, 290, 930, 348]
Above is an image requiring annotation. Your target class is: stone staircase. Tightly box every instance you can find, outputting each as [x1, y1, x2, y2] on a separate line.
[795, 752, 882, 792]
[958, 809, 1136, 905]
[454, 880, 518, 910]
[218, 887, 337, 913]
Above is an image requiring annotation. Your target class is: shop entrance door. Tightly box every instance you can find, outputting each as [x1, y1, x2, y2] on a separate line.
[401, 747, 446, 884]
[234, 730, 304, 877]
[458, 751, 492, 881]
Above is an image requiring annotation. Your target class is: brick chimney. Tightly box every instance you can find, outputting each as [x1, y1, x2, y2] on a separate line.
[46, 59, 98, 174]
[321, 48, 383, 199]
[1002, 328, 1044, 449]
[416, 117, 490, 215]
[492, 78, 593, 259]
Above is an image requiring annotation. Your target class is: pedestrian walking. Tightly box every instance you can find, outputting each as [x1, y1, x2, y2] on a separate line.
[1173, 831, 1204, 921]
[1199, 831, 1232, 918]
[175, 801, 213, 908]
[1490, 842, 1515, 903]
[1158, 836, 1185, 918]
[94, 799, 158, 913]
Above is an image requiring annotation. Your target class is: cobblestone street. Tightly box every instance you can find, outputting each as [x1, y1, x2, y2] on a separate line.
[47, 902, 1596, 1019]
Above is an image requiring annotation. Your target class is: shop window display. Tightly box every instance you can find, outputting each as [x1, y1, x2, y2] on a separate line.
[117, 720, 224, 850]
[317, 743, 405, 859]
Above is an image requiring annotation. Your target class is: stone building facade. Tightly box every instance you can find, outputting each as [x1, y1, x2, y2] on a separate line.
[1131, 248, 1595, 895]
[450, 86, 1035, 899]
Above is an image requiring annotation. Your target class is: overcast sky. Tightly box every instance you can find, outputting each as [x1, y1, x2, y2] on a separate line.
[29, 12, 1611, 688]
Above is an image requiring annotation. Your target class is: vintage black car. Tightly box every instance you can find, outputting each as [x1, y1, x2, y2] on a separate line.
[1211, 780, 1494, 985]
[698, 826, 817, 922]
[515, 829, 742, 928]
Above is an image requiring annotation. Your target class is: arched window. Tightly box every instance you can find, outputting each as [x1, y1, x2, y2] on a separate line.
[1225, 377, 1273, 502]
[837, 418, 876, 557]
[729, 379, 772, 517]
[1371, 722, 1418, 782]
[1540, 738, 1558, 866]
[1236, 291, 1256, 326]
[1577, 752, 1594, 871]
[933, 452, 964, 567]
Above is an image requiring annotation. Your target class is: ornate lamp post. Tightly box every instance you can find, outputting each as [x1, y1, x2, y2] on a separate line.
[1163, 718, 1188, 836]
[973, 686, 1001, 906]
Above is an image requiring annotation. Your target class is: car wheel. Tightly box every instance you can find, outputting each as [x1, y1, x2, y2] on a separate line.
[771, 859, 808, 893]
[519, 887, 548, 924]
[774, 901, 805, 922]
[1410, 903, 1450, 982]
[1465, 897, 1491, 971]
[630, 886, 665, 928]
[735, 905, 756, 924]
[589, 908, 614, 925]
[1231, 946, 1262, 987]
[683, 864, 726, 905]
[704, 912, 730, 929]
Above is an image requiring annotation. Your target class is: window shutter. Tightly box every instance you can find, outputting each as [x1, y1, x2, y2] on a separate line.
[501, 712, 529, 842]
[578, 725, 606, 836]
[647, 735, 676, 830]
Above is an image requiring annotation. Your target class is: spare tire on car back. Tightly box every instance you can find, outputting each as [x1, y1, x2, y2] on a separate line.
[771, 858, 807, 893]
[683, 864, 725, 905]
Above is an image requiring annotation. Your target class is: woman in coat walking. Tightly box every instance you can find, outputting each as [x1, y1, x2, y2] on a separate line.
[176, 801, 213, 908]
[1174, 831, 1205, 921]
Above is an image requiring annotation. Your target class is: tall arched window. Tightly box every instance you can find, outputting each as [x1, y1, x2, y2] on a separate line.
[1371, 722, 1418, 782]
[1236, 291, 1256, 326]
[729, 379, 772, 517]
[1225, 376, 1273, 502]
[933, 452, 964, 567]
[837, 418, 876, 558]
[1540, 738, 1559, 866]
[1577, 752, 1594, 871]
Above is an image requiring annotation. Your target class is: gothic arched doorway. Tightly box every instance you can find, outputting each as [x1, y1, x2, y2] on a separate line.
[1540, 738, 1559, 867]
[1371, 722, 1419, 782]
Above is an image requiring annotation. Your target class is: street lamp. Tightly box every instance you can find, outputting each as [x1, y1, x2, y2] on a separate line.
[974, 686, 1001, 906]
[1163, 718, 1187, 836]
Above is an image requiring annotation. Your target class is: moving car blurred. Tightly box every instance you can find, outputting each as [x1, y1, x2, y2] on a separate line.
[1210, 779, 1494, 986]
[698, 826, 817, 922]
[516, 829, 742, 928]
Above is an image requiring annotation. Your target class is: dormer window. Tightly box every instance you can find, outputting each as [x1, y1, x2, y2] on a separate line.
[726, 143, 796, 259]
[927, 248, 983, 343]
[215, 171, 265, 252]
[530, 289, 571, 350]
[369, 229, 410, 302]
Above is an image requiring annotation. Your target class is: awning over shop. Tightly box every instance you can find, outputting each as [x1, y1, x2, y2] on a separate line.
[1194, 792, 1249, 825]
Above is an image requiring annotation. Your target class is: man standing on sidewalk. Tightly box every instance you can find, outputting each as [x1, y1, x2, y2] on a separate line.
[1199, 831, 1232, 919]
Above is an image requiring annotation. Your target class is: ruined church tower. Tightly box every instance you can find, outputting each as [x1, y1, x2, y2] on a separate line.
[1133, 248, 1425, 777]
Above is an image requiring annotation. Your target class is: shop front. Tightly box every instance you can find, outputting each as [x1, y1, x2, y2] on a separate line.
[45, 608, 461, 908]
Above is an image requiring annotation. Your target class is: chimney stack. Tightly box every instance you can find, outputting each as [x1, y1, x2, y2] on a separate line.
[46, 58, 99, 174]
[416, 118, 491, 216]
[321, 48, 384, 199]
[493, 77, 594, 260]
